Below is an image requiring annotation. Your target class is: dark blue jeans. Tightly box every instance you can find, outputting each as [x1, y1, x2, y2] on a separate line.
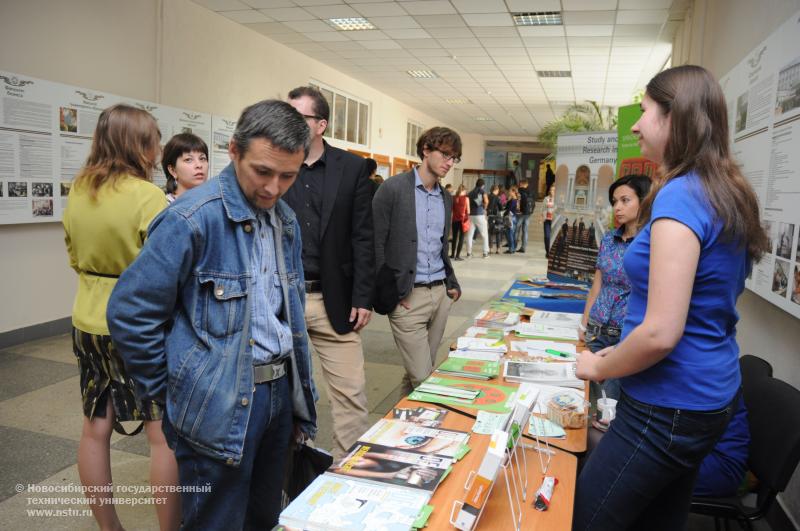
[574, 390, 736, 530]
[174, 374, 292, 530]
[544, 219, 552, 255]
[586, 323, 621, 400]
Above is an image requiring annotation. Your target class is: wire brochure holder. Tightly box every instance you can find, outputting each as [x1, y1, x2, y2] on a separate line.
[450, 386, 551, 530]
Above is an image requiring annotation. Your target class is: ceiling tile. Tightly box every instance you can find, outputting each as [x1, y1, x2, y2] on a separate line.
[415, 15, 466, 28]
[402, 38, 443, 48]
[292, 42, 328, 52]
[324, 40, 368, 51]
[368, 16, 420, 29]
[616, 9, 669, 25]
[517, 26, 565, 37]
[338, 49, 375, 58]
[244, 21, 296, 34]
[307, 32, 350, 42]
[411, 48, 450, 56]
[461, 13, 513, 27]
[192, 0, 250, 10]
[401, 1, 457, 15]
[562, 10, 616, 25]
[438, 37, 482, 48]
[562, 0, 617, 10]
[457, 56, 495, 65]
[284, 19, 333, 32]
[527, 47, 568, 57]
[522, 36, 566, 47]
[569, 46, 610, 56]
[452, 0, 507, 14]
[432, 28, 475, 38]
[242, 0, 293, 6]
[612, 36, 656, 46]
[494, 56, 533, 65]
[353, 2, 408, 16]
[486, 47, 528, 57]
[219, 9, 273, 23]
[293, 0, 346, 5]
[270, 31, 313, 44]
[479, 37, 523, 48]
[304, 4, 362, 18]
[384, 28, 431, 39]
[568, 36, 611, 47]
[359, 39, 403, 49]
[348, 30, 390, 40]
[448, 48, 489, 57]
[258, 7, 314, 20]
[565, 25, 614, 37]
[618, 0, 672, 8]
[614, 24, 662, 37]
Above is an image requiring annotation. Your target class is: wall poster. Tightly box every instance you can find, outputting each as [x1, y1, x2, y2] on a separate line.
[719, 11, 800, 319]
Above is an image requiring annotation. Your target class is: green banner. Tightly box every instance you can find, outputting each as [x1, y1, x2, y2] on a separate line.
[616, 103, 642, 177]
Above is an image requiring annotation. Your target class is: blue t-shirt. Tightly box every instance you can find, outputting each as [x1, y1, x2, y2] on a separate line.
[620, 173, 746, 410]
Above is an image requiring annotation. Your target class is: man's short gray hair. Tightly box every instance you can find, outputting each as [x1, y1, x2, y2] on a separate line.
[231, 99, 311, 157]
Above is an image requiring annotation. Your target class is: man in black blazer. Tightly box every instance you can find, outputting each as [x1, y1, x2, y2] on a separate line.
[285, 87, 374, 458]
[373, 127, 462, 394]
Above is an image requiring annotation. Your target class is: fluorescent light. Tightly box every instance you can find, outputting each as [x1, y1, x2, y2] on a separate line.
[328, 18, 375, 31]
[537, 70, 572, 78]
[407, 70, 438, 79]
[513, 12, 562, 26]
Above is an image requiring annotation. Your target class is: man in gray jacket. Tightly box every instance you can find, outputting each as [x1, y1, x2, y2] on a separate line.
[373, 127, 462, 394]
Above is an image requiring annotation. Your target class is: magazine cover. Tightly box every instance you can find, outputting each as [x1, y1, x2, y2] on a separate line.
[392, 406, 448, 428]
[279, 474, 430, 531]
[503, 360, 583, 389]
[330, 442, 452, 493]
[359, 419, 469, 458]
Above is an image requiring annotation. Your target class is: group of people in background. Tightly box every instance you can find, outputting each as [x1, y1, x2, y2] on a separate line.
[61, 64, 766, 531]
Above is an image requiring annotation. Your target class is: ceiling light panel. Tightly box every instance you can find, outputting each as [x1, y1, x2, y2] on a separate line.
[537, 70, 572, 78]
[512, 11, 562, 26]
[407, 69, 438, 78]
[327, 18, 377, 31]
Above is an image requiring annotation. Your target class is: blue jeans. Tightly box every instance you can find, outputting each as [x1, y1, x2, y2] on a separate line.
[586, 322, 621, 400]
[174, 374, 292, 530]
[506, 217, 516, 252]
[574, 390, 736, 530]
[516, 214, 531, 251]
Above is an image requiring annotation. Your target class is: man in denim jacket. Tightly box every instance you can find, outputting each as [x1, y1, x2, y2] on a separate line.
[108, 100, 317, 529]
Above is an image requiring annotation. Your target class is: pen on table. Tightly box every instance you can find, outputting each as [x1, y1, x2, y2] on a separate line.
[545, 349, 573, 359]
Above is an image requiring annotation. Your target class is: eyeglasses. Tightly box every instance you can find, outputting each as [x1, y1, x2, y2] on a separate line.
[436, 149, 461, 164]
[301, 114, 324, 122]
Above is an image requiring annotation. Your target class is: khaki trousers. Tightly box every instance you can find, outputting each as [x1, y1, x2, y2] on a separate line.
[388, 284, 452, 395]
[304, 292, 369, 458]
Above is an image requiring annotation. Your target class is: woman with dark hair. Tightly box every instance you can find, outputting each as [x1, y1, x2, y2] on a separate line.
[574, 65, 768, 530]
[63, 104, 181, 530]
[579, 174, 651, 399]
[450, 184, 470, 260]
[162, 133, 209, 202]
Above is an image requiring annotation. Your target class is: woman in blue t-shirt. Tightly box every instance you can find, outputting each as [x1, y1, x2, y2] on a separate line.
[573, 65, 769, 530]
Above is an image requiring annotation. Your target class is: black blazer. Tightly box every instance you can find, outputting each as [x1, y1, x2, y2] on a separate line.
[284, 143, 374, 335]
[372, 170, 460, 304]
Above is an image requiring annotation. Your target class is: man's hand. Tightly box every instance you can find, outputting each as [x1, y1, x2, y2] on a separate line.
[349, 307, 372, 331]
[447, 288, 461, 302]
[293, 423, 308, 445]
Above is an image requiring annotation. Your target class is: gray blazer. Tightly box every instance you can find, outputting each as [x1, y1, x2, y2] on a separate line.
[372, 170, 460, 301]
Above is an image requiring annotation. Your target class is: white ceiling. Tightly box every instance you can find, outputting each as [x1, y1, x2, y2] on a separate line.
[192, 0, 687, 136]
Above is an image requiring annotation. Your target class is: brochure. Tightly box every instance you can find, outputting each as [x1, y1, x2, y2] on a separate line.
[392, 406, 448, 428]
[360, 419, 470, 458]
[436, 357, 500, 380]
[531, 311, 583, 327]
[415, 382, 480, 400]
[503, 360, 583, 389]
[515, 322, 579, 342]
[455, 336, 507, 352]
[280, 474, 431, 531]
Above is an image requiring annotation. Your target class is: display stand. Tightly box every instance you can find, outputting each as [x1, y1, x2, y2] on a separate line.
[450, 402, 552, 530]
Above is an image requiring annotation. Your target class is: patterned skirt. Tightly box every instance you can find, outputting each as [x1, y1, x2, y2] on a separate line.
[72, 328, 162, 435]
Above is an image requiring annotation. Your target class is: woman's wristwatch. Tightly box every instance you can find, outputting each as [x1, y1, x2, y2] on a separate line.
[578, 322, 587, 332]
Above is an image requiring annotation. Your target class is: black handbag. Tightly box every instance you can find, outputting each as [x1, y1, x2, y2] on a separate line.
[283, 442, 334, 503]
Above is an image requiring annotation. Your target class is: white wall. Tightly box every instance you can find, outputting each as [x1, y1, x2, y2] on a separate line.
[675, 0, 800, 524]
[0, 0, 473, 333]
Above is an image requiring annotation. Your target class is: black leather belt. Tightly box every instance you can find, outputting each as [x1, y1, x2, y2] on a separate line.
[254, 358, 287, 384]
[414, 279, 445, 289]
[84, 270, 120, 279]
[305, 279, 322, 293]
[587, 321, 621, 337]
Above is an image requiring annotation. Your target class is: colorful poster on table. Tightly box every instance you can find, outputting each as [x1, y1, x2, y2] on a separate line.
[718, 10, 800, 319]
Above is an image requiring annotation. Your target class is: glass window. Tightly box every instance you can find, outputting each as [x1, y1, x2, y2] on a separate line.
[334, 94, 346, 140]
[358, 102, 368, 146]
[346, 98, 358, 143]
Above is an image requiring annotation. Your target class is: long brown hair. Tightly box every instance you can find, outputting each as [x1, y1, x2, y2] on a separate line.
[639, 65, 768, 261]
[73, 104, 161, 199]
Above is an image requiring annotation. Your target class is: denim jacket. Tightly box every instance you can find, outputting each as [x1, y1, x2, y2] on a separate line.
[107, 163, 317, 466]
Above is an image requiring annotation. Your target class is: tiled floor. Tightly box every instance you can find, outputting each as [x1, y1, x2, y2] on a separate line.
[0, 211, 732, 530]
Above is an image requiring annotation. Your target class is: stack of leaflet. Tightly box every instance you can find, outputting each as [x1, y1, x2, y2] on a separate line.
[531, 311, 583, 328]
[392, 406, 448, 428]
[463, 326, 505, 339]
[450, 337, 507, 363]
[509, 339, 577, 361]
[474, 309, 520, 328]
[503, 359, 583, 389]
[281, 437, 450, 531]
[515, 322, 579, 342]
[416, 381, 481, 401]
[436, 356, 500, 380]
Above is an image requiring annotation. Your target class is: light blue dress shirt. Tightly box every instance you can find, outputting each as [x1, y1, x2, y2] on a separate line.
[250, 209, 293, 364]
[413, 167, 446, 284]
